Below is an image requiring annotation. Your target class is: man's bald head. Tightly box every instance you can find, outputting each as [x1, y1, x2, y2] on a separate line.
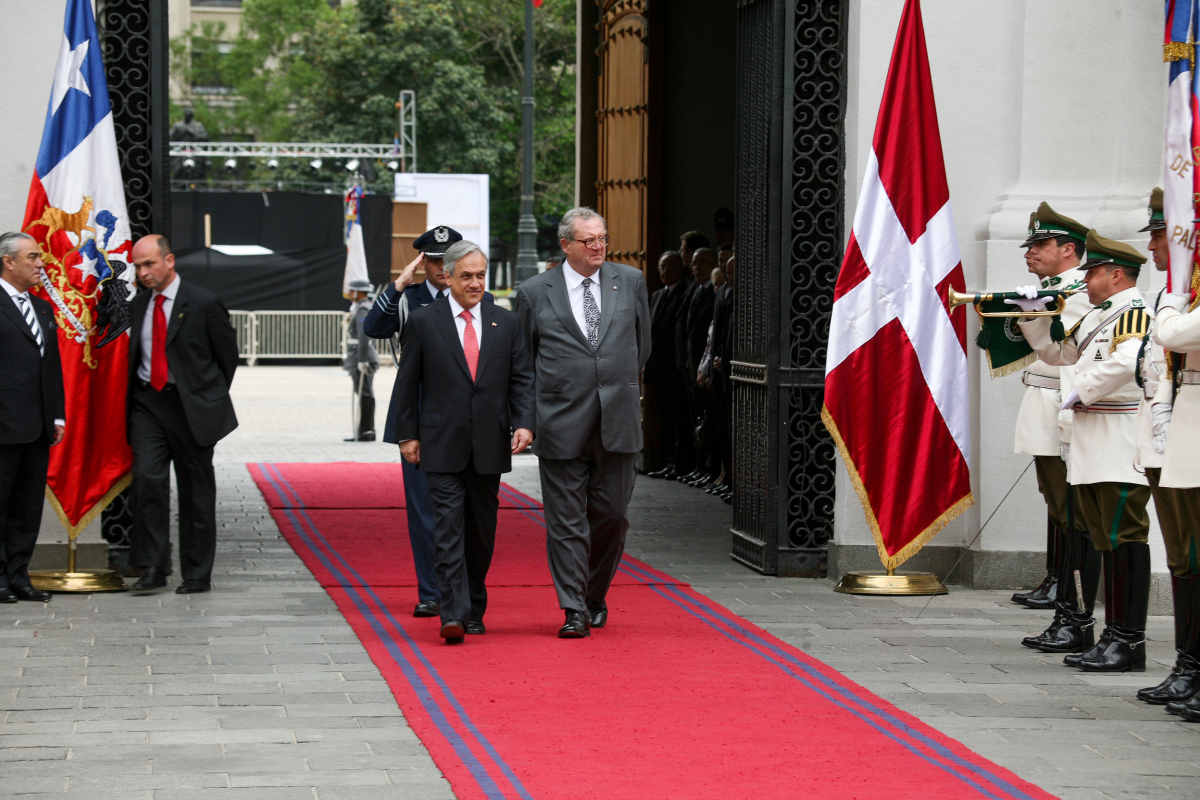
[132, 234, 176, 292]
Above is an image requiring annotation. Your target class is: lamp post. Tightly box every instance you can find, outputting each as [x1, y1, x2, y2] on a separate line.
[514, 0, 538, 285]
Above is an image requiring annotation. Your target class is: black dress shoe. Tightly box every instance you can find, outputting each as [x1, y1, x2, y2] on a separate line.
[465, 621, 486, 635]
[175, 580, 211, 594]
[10, 584, 51, 602]
[413, 600, 440, 617]
[558, 610, 590, 638]
[132, 566, 167, 591]
[1138, 654, 1200, 704]
[440, 619, 465, 643]
[0, 586, 19, 603]
[647, 466, 676, 480]
[588, 607, 608, 629]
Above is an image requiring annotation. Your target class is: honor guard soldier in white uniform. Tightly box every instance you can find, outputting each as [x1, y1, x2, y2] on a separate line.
[1133, 192, 1200, 713]
[1017, 231, 1152, 672]
[1010, 203, 1091, 611]
[344, 277, 378, 442]
[1142, 217, 1200, 721]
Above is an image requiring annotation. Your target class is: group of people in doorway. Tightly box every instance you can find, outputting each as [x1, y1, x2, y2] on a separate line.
[1003, 191, 1200, 723]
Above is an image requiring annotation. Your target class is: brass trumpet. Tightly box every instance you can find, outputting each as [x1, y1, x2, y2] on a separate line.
[947, 287, 1080, 318]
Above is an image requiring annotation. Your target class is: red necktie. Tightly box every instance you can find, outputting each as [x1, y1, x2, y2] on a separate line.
[151, 294, 169, 390]
[461, 309, 478, 381]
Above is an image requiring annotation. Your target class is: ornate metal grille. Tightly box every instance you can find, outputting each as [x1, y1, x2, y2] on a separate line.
[731, 0, 845, 574]
[96, 0, 171, 560]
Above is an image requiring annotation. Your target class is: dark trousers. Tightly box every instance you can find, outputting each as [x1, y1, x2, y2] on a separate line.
[130, 385, 217, 583]
[539, 424, 638, 613]
[401, 458, 441, 603]
[650, 373, 694, 471]
[425, 463, 500, 624]
[351, 369, 375, 436]
[0, 432, 50, 587]
[712, 372, 732, 483]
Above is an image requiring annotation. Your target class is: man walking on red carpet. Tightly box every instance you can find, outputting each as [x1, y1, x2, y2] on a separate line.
[394, 241, 535, 643]
[513, 208, 651, 638]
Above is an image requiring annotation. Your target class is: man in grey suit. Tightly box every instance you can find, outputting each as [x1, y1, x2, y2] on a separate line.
[513, 208, 651, 638]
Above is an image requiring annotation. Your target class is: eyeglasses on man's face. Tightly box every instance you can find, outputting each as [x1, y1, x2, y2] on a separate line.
[570, 235, 609, 250]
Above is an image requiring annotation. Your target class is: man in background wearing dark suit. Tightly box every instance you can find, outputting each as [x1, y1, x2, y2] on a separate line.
[126, 235, 238, 594]
[366, 226, 495, 620]
[645, 251, 690, 479]
[0, 232, 64, 603]
[394, 241, 535, 643]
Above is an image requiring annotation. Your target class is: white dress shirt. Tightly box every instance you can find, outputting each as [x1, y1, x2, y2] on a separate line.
[446, 293, 483, 350]
[138, 275, 180, 382]
[2, 277, 64, 427]
[561, 262, 602, 341]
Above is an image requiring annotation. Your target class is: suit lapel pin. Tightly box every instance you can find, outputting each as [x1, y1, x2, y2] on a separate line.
[491, 322, 497, 327]
[612, 285, 617, 290]
[178, 313, 184, 318]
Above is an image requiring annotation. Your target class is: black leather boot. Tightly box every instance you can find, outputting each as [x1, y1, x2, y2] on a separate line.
[1014, 520, 1060, 608]
[1033, 531, 1099, 654]
[1139, 575, 1200, 703]
[1078, 543, 1149, 673]
[1065, 544, 1110, 666]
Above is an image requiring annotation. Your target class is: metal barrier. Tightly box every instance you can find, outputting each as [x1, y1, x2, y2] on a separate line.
[232, 310, 396, 366]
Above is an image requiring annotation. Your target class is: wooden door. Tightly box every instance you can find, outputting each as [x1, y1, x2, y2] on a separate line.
[597, 0, 649, 277]
[391, 201, 427, 280]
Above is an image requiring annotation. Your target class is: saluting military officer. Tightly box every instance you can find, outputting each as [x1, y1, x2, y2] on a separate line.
[343, 277, 379, 442]
[1142, 222, 1200, 721]
[1132, 192, 1200, 712]
[1017, 231, 1152, 672]
[1009, 203, 1092, 612]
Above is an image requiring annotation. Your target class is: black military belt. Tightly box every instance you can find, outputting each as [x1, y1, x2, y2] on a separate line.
[137, 380, 177, 392]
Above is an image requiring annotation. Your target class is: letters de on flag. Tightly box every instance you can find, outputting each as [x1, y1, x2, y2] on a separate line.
[1164, 0, 1197, 295]
[23, 0, 135, 536]
[822, 0, 973, 570]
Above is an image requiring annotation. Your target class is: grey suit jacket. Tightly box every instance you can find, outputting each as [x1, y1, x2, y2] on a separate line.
[512, 260, 651, 459]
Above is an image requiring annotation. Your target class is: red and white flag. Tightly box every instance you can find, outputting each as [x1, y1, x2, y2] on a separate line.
[822, 0, 972, 570]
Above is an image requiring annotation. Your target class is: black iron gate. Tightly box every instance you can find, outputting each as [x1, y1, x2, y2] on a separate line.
[96, 0, 171, 570]
[731, 0, 845, 575]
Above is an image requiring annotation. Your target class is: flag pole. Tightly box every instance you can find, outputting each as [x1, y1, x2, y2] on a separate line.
[514, 0, 538, 285]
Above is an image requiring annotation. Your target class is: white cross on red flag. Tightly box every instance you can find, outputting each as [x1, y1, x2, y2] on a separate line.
[822, 0, 973, 570]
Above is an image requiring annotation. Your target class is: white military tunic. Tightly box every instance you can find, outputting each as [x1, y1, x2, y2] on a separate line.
[1153, 300, 1200, 488]
[1014, 267, 1091, 456]
[1021, 286, 1148, 486]
[1135, 288, 1169, 471]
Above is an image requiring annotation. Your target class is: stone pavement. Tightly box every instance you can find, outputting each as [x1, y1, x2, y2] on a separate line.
[3, 366, 1198, 799]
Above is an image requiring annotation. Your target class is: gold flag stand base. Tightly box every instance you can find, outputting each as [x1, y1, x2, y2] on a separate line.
[28, 543, 128, 593]
[834, 568, 947, 596]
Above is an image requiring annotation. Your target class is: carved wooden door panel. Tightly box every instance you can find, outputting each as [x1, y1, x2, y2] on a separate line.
[597, 0, 648, 276]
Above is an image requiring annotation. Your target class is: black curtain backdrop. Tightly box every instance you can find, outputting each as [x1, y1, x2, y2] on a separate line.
[170, 191, 392, 310]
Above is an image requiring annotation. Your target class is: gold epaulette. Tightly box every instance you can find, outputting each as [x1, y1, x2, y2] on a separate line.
[1066, 316, 1086, 339]
[1110, 307, 1150, 354]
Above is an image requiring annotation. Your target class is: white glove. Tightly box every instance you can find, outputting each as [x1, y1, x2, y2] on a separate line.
[1161, 293, 1191, 314]
[1059, 441, 1070, 463]
[357, 362, 372, 375]
[1013, 284, 1040, 299]
[1005, 296, 1054, 313]
[1152, 401, 1173, 455]
[1060, 389, 1081, 411]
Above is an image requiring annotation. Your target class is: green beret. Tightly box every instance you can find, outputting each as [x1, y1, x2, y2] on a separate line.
[1138, 187, 1166, 233]
[1020, 202, 1089, 248]
[1082, 230, 1148, 271]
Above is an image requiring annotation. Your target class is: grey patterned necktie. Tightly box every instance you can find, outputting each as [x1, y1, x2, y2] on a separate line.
[581, 277, 600, 349]
[15, 295, 44, 356]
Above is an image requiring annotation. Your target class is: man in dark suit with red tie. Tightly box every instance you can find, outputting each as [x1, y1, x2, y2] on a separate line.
[393, 240, 536, 643]
[0, 232, 65, 603]
[126, 235, 239, 593]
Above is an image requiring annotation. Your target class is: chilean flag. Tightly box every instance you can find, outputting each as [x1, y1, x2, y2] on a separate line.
[822, 0, 972, 570]
[1165, 0, 1198, 295]
[22, 0, 134, 536]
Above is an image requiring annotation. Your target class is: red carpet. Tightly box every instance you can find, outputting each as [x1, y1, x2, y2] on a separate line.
[250, 462, 1057, 800]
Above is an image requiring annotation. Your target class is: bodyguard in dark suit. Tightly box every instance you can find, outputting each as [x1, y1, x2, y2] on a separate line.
[394, 241, 535, 643]
[513, 208, 652, 638]
[645, 251, 691, 479]
[365, 225, 495, 619]
[126, 235, 238, 593]
[682, 248, 719, 484]
[0, 233, 65, 603]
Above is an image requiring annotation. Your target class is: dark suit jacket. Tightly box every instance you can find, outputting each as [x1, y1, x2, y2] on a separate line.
[512, 261, 652, 459]
[0, 290, 65, 445]
[368, 281, 495, 443]
[646, 280, 689, 386]
[126, 280, 239, 448]
[712, 284, 735, 368]
[673, 278, 697, 374]
[393, 298, 535, 474]
[685, 282, 716, 375]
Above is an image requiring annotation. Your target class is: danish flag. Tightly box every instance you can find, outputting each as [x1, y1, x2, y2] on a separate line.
[822, 0, 973, 569]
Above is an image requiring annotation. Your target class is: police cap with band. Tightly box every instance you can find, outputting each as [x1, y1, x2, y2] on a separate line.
[347, 277, 373, 293]
[1081, 229, 1147, 272]
[1020, 202, 1089, 248]
[1138, 187, 1166, 233]
[413, 226, 462, 258]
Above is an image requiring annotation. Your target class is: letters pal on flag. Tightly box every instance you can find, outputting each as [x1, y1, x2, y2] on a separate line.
[22, 0, 135, 536]
[1165, 0, 1197, 295]
[821, 0, 973, 570]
